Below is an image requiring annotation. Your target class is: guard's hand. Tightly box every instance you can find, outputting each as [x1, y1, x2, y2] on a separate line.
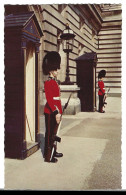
[56, 113, 61, 124]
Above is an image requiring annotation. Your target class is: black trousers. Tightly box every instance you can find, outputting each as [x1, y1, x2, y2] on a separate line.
[99, 95, 104, 112]
[44, 113, 58, 161]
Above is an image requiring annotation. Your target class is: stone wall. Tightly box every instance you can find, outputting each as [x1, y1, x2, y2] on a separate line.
[30, 4, 100, 115]
[4, 4, 122, 115]
[96, 5, 122, 97]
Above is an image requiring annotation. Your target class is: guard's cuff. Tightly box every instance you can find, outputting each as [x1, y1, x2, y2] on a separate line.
[53, 110, 58, 116]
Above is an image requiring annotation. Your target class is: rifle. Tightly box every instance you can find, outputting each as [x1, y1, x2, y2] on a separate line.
[103, 88, 110, 107]
[50, 93, 72, 161]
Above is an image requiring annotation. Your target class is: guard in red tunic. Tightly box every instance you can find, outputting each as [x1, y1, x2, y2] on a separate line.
[42, 51, 63, 163]
[98, 70, 106, 113]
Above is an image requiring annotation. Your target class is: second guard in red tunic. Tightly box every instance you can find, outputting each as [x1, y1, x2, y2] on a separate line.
[42, 51, 63, 163]
[98, 70, 106, 113]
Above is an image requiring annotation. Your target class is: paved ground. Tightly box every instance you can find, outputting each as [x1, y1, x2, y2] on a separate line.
[4, 97, 123, 191]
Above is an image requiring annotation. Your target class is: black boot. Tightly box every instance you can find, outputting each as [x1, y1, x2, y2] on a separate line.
[54, 151, 63, 158]
[50, 157, 58, 163]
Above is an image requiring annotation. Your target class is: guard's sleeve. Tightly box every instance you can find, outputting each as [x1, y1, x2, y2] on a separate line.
[44, 81, 58, 113]
[98, 81, 105, 94]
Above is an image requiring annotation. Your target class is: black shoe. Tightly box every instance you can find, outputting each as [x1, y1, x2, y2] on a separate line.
[54, 152, 63, 158]
[44, 157, 58, 163]
[100, 110, 105, 113]
[50, 157, 58, 163]
[104, 102, 107, 105]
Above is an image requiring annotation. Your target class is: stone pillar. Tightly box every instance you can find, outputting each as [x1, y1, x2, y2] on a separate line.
[60, 85, 81, 115]
[35, 42, 41, 142]
[21, 38, 27, 154]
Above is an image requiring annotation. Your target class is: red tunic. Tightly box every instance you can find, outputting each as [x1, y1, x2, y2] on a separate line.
[98, 80, 105, 96]
[44, 78, 62, 114]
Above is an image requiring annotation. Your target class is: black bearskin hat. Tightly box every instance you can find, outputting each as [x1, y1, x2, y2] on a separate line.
[98, 69, 106, 79]
[42, 51, 61, 75]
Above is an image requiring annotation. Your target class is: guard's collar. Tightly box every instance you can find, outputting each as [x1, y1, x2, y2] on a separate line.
[48, 76, 57, 81]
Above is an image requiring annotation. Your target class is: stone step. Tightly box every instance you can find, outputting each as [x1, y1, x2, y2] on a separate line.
[98, 58, 121, 63]
[99, 44, 121, 49]
[97, 53, 121, 58]
[99, 78, 121, 82]
[96, 67, 121, 72]
[99, 29, 122, 35]
[102, 21, 122, 27]
[103, 15, 122, 22]
[97, 48, 121, 53]
[97, 82, 121, 87]
[98, 34, 121, 39]
[99, 39, 121, 44]
[97, 63, 121, 67]
[96, 72, 121, 77]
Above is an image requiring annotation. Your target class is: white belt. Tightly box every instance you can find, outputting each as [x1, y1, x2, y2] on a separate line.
[53, 97, 60, 100]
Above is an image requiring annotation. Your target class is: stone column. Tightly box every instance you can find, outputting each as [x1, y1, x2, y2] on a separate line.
[21, 38, 27, 156]
[60, 85, 81, 115]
